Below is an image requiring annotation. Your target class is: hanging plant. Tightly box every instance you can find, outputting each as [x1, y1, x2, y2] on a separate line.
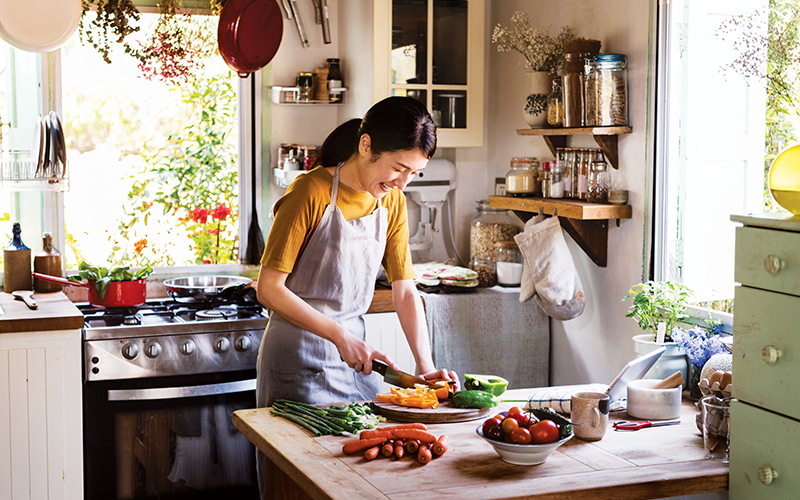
[79, 0, 141, 64]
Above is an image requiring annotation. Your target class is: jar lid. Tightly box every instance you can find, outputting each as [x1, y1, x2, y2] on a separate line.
[587, 54, 627, 63]
[494, 240, 518, 249]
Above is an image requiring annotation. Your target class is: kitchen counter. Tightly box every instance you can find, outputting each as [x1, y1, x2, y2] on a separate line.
[0, 291, 83, 333]
[233, 387, 728, 500]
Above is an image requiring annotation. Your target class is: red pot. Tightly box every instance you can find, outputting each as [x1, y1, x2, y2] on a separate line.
[32, 272, 147, 308]
[218, 0, 283, 77]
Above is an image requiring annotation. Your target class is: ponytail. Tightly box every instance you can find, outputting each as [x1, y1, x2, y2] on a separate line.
[311, 118, 361, 169]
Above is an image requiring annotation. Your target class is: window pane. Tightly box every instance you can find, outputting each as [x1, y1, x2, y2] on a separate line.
[61, 13, 239, 269]
[433, 90, 466, 128]
[432, 0, 467, 85]
[392, 0, 428, 84]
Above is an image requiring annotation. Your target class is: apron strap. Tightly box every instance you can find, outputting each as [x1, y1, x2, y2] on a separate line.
[329, 162, 383, 209]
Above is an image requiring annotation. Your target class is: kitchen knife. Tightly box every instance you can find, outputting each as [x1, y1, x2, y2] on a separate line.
[372, 360, 445, 389]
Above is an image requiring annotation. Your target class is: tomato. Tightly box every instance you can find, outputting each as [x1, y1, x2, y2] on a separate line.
[482, 417, 502, 436]
[487, 426, 504, 441]
[513, 413, 531, 428]
[507, 406, 523, 418]
[501, 417, 519, 435]
[529, 420, 560, 444]
[509, 427, 532, 445]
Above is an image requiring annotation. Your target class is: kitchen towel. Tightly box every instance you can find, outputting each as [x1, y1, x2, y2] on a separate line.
[517, 211, 546, 303]
[514, 216, 585, 320]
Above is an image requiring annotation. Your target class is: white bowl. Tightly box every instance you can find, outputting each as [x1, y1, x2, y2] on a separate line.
[626, 378, 682, 420]
[476, 425, 573, 465]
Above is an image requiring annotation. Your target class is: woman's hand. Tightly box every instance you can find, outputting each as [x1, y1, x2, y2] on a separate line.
[336, 332, 397, 375]
[420, 368, 460, 390]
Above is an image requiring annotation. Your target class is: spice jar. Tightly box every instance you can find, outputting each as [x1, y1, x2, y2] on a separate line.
[296, 72, 314, 102]
[550, 159, 565, 199]
[505, 157, 535, 197]
[547, 77, 564, 127]
[585, 54, 628, 126]
[470, 256, 497, 287]
[33, 232, 63, 293]
[495, 241, 523, 287]
[577, 149, 590, 200]
[588, 151, 611, 203]
[563, 52, 589, 127]
[3, 222, 31, 292]
[470, 200, 523, 264]
[541, 162, 551, 199]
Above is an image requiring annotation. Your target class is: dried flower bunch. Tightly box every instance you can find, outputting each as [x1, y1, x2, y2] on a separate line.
[491, 11, 575, 74]
[79, 0, 141, 64]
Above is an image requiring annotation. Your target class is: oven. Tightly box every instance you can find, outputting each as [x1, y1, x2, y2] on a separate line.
[79, 291, 266, 500]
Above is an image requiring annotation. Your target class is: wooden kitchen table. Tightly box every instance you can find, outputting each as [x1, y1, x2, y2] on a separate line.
[233, 387, 728, 500]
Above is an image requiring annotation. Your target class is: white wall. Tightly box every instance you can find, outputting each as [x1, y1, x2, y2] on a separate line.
[265, 0, 656, 387]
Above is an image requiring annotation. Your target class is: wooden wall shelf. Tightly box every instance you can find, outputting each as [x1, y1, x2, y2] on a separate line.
[516, 126, 632, 169]
[488, 195, 632, 267]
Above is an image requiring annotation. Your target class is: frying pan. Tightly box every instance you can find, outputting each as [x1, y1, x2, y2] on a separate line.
[32, 272, 147, 308]
[218, 0, 283, 77]
[163, 275, 252, 302]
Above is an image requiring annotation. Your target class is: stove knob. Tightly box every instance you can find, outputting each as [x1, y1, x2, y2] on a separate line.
[235, 336, 252, 352]
[180, 339, 196, 356]
[215, 337, 231, 353]
[122, 343, 139, 360]
[145, 342, 162, 359]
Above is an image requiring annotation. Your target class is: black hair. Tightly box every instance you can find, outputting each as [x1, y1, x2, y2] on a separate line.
[312, 96, 437, 168]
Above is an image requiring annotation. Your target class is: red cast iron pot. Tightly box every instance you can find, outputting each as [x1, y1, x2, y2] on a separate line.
[218, 0, 283, 77]
[32, 272, 147, 308]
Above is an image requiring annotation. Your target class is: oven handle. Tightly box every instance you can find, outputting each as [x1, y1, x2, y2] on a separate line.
[107, 378, 257, 401]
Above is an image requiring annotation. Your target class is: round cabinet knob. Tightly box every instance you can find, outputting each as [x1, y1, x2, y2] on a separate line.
[180, 339, 197, 356]
[122, 343, 139, 360]
[91, 356, 99, 364]
[235, 335, 252, 352]
[758, 465, 778, 485]
[92, 367, 100, 374]
[145, 342, 162, 359]
[764, 254, 785, 276]
[762, 345, 783, 365]
[215, 337, 231, 353]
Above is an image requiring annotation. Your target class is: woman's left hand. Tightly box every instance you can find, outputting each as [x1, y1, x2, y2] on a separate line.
[420, 368, 459, 390]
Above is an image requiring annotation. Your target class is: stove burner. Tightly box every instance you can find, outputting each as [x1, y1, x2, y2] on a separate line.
[196, 308, 239, 321]
[123, 314, 143, 325]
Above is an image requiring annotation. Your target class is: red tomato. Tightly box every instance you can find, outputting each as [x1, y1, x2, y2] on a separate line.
[482, 417, 502, 436]
[487, 426, 504, 441]
[507, 406, 523, 418]
[509, 427, 532, 445]
[513, 413, 531, 428]
[529, 420, 560, 444]
[501, 417, 519, 435]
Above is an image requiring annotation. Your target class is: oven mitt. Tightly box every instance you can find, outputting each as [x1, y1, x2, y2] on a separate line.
[514, 216, 585, 320]
[516, 212, 546, 303]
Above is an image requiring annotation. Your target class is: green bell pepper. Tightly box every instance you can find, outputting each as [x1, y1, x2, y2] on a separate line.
[463, 374, 509, 396]
[452, 390, 499, 409]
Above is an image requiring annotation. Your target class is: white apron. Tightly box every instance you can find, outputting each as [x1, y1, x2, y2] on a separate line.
[256, 164, 387, 408]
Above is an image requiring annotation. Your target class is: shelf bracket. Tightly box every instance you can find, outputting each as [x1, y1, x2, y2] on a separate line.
[542, 136, 566, 158]
[593, 135, 619, 169]
[512, 211, 609, 267]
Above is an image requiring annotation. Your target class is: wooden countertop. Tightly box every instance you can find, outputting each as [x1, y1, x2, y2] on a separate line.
[0, 291, 84, 333]
[233, 387, 728, 500]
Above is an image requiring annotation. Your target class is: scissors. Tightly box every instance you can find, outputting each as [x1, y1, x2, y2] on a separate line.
[613, 419, 680, 431]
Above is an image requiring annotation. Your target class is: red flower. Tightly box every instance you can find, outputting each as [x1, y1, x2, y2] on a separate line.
[134, 239, 147, 254]
[203, 260, 211, 264]
[207, 228, 220, 235]
[190, 207, 211, 224]
[212, 204, 231, 221]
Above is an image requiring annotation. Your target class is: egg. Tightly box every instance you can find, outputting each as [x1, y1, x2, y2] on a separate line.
[708, 370, 725, 387]
[719, 371, 732, 389]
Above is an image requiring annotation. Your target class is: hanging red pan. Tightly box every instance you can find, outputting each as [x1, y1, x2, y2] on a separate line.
[218, 0, 283, 77]
[32, 272, 147, 308]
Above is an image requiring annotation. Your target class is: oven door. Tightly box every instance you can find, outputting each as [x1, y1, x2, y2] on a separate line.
[83, 370, 259, 500]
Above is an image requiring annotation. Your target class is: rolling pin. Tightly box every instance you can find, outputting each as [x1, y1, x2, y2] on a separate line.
[651, 370, 684, 389]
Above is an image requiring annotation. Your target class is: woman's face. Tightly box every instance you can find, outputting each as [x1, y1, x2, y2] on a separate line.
[362, 147, 429, 199]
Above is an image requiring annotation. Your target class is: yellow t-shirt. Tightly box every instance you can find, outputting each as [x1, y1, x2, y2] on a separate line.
[261, 166, 414, 283]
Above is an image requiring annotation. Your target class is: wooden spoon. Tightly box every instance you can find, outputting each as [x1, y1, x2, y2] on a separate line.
[12, 290, 38, 310]
[651, 370, 684, 389]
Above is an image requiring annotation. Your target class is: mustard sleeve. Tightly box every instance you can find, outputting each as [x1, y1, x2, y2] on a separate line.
[382, 189, 415, 282]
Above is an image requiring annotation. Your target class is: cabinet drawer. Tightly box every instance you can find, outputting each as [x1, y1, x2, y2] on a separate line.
[730, 400, 800, 500]
[735, 226, 800, 296]
[732, 286, 800, 419]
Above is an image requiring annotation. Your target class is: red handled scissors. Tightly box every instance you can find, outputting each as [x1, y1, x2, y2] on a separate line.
[613, 419, 680, 431]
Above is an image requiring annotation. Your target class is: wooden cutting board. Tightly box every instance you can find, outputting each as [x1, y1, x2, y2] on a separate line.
[372, 399, 493, 423]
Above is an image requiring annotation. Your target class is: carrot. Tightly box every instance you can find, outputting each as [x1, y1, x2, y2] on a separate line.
[359, 430, 396, 440]
[417, 444, 432, 464]
[432, 435, 448, 456]
[364, 445, 380, 461]
[376, 423, 428, 431]
[381, 442, 394, 457]
[405, 439, 420, 454]
[392, 429, 437, 444]
[342, 437, 388, 455]
[394, 440, 405, 459]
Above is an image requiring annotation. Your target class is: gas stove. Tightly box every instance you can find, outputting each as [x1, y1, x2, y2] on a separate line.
[80, 292, 268, 382]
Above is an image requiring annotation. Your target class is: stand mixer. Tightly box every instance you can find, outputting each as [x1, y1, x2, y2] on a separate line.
[403, 159, 457, 263]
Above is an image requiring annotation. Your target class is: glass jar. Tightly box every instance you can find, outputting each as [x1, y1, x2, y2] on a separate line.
[550, 159, 565, 199]
[494, 241, 523, 287]
[585, 54, 628, 126]
[547, 77, 563, 127]
[296, 72, 314, 102]
[577, 149, 590, 200]
[505, 157, 535, 197]
[470, 256, 497, 287]
[541, 162, 551, 199]
[588, 151, 610, 203]
[470, 200, 523, 264]
[563, 52, 589, 127]
[565, 148, 578, 198]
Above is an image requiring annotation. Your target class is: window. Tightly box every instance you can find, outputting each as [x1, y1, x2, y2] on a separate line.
[653, 0, 781, 325]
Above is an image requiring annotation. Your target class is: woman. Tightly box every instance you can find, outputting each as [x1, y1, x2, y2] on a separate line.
[255, 96, 457, 411]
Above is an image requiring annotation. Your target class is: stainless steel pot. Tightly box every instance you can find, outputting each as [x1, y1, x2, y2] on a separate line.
[163, 275, 252, 302]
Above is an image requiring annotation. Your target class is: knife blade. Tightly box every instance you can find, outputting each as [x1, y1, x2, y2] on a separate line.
[372, 360, 437, 389]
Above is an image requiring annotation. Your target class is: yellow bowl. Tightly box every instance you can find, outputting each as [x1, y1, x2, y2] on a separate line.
[769, 145, 800, 215]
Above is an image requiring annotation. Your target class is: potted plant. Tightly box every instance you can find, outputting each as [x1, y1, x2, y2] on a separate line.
[622, 281, 693, 383]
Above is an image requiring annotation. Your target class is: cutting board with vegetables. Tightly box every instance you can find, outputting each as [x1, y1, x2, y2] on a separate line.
[372, 399, 492, 423]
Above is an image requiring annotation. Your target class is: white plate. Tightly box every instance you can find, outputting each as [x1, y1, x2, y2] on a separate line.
[0, 0, 81, 52]
[31, 115, 44, 175]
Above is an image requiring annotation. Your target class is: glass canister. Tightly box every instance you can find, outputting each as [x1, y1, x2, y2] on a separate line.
[547, 77, 564, 127]
[576, 149, 590, 200]
[563, 52, 589, 127]
[495, 240, 523, 287]
[588, 151, 610, 203]
[505, 157, 535, 197]
[550, 159, 565, 199]
[541, 162, 551, 199]
[296, 72, 314, 102]
[470, 201, 523, 286]
[585, 54, 628, 126]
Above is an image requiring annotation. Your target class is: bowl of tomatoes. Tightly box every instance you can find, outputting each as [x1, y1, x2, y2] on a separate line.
[476, 407, 574, 465]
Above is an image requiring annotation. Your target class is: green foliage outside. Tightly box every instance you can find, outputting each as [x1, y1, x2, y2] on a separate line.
[111, 72, 239, 266]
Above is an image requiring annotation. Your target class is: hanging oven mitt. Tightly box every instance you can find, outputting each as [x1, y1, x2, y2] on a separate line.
[514, 216, 585, 320]
[515, 212, 546, 303]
